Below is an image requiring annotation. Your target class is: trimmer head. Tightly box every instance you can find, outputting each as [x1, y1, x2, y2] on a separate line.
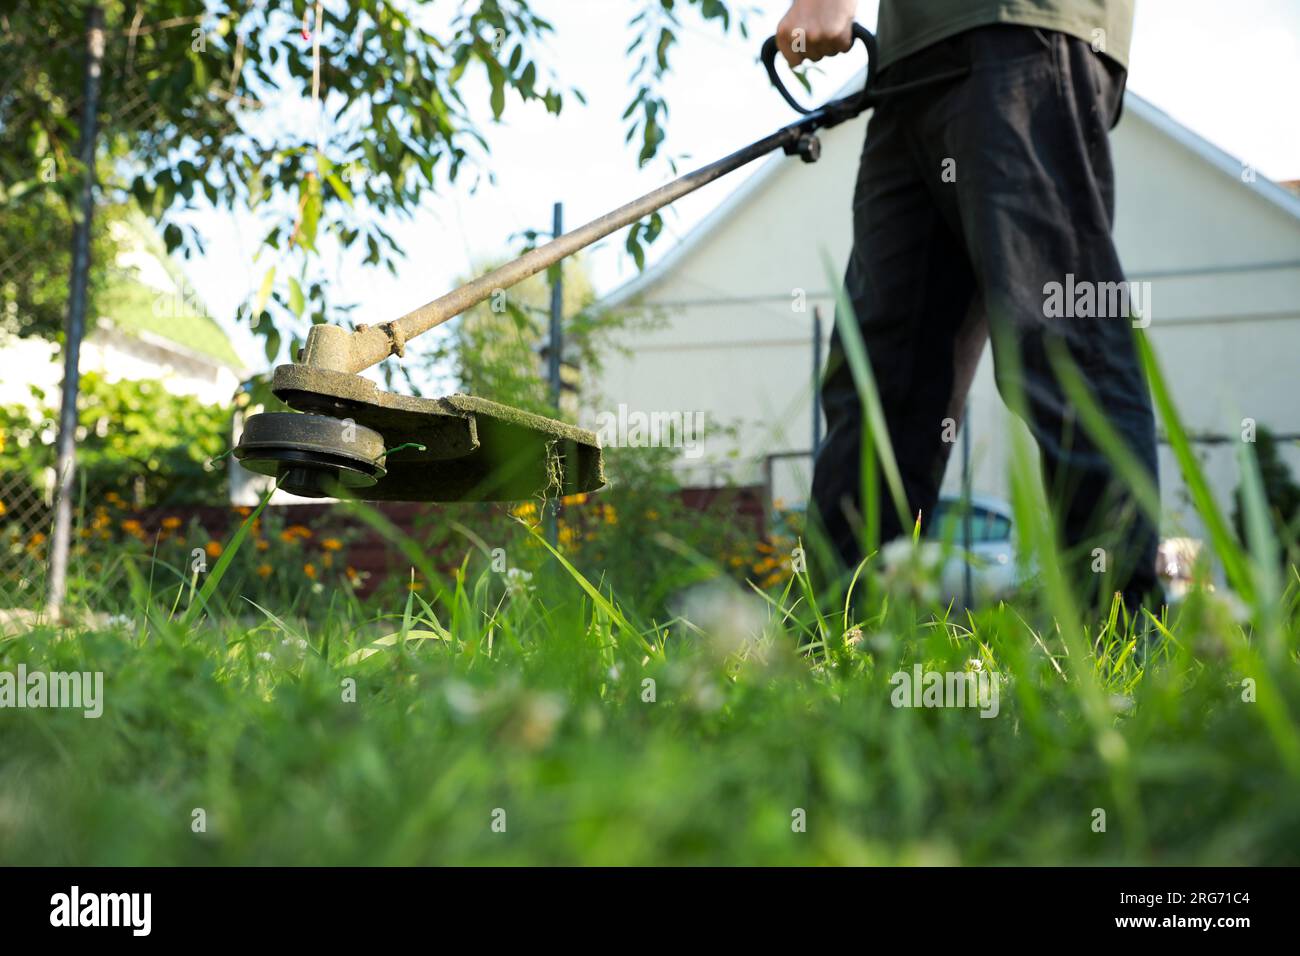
[234, 412, 387, 498]
[233, 364, 605, 502]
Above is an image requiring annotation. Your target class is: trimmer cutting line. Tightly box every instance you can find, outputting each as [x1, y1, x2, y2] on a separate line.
[234, 24, 882, 502]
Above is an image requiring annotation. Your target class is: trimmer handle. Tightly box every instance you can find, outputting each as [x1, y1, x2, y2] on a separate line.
[761, 22, 877, 117]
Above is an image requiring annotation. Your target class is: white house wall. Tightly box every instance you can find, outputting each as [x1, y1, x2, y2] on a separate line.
[592, 115, 866, 488]
[0, 329, 241, 411]
[591, 94, 1300, 543]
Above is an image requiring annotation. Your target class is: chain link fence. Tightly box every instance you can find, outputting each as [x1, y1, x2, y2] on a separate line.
[1, 13, 196, 615]
[0, 470, 49, 611]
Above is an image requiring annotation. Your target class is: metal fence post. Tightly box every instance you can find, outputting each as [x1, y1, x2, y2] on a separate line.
[812, 305, 823, 455]
[45, 5, 105, 617]
[545, 202, 564, 549]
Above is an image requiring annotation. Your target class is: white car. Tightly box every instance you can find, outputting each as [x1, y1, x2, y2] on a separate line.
[922, 495, 1023, 607]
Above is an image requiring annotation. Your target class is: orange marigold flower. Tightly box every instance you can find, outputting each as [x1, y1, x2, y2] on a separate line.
[287, 524, 312, 539]
[321, 537, 343, 551]
[205, 540, 223, 558]
[303, 563, 317, 579]
[256, 564, 273, 578]
[256, 539, 270, 551]
[121, 519, 143, 534]
[161, 516, 182, 530]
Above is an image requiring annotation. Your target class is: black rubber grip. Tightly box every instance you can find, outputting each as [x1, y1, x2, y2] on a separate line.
[761, 22, 877, 116]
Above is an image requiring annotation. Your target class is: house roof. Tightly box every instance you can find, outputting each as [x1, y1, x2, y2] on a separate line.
[97, 276, 246, 371]
[1128, 95, 1300, 222]
[601, 81, 1300, 310]
[96, 211, 246, 372]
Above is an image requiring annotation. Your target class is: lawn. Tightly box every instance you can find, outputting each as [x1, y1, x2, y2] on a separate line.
[2, 348, 1298, 866]
[3, 523, 1299, 865]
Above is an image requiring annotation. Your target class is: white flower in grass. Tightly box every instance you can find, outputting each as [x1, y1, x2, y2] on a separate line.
[678, 581, 767, 659]
[505, 567, 534, 596]
[688, 675, 725, 713]
[877, 539, 942, 607]
[444, 680, 483, 719]
[505, 692, 566, 750]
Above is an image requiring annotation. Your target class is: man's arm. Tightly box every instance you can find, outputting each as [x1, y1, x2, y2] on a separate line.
[776, 0, 857, 67]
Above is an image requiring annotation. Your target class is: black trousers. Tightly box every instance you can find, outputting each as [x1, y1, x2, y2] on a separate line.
[810, 25, 1160, 608]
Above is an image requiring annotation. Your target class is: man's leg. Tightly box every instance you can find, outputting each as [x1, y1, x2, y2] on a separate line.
[913, 26, 1160, 610]
[810, 92, 977, 580]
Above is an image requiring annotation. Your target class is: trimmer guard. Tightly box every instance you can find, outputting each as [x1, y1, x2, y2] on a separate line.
[254, 364, 605, 502]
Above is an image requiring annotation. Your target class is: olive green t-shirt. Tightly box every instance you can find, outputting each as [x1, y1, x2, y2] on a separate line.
[877, 0, 1134, 69]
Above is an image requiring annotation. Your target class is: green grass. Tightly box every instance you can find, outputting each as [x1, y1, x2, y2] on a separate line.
[2, 336, 1299, 865]
[3, 530, 1298, 865]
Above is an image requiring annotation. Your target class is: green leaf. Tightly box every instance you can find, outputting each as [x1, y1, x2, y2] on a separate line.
[656, 29, 674, 70]
[288, 276, 305, 318]
[326, 172, 354, 206]
[300, 192, 321, 252]
[263, 325, 281, 363]
[625, 223, 646, 270]
[340, 629, 452, 666]
[254, 266, 276, 315]
[490, 72, 506, 119]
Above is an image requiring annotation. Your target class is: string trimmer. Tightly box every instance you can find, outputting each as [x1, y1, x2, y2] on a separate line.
[234, 24, 878, 501]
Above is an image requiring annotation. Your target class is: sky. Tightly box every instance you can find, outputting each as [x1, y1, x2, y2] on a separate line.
[171, 0, 1300, 371]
